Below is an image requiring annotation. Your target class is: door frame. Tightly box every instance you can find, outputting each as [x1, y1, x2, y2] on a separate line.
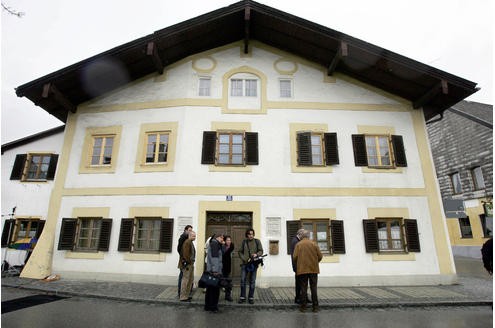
[197, 201, 261, 275]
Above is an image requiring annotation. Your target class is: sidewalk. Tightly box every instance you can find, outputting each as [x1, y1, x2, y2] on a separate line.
[2, 257, 492, 309]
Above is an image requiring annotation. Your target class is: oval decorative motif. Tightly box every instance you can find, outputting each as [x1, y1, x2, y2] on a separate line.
[274, 58, 298, 75]
[192, 57, 216, 73]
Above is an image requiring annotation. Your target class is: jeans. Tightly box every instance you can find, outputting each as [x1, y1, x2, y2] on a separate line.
[240, 264, 257, 299]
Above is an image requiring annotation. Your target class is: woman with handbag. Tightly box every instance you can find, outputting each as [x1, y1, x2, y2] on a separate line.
[204, 233, 224, 313]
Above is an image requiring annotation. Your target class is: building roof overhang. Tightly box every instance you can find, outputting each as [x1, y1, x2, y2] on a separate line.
[15, 0, 478, 122]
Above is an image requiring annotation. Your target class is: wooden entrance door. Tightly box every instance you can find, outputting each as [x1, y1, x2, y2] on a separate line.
[206, 212, 252, 281]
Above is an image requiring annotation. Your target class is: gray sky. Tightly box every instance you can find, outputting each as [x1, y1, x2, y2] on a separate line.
[1, 0, 493, 144]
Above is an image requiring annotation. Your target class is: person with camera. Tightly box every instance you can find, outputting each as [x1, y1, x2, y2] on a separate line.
[293, 229, 322, 313]
[204, 233, 225, 312]
[238, 228, 263, 304]
[178, 231, 196, 302]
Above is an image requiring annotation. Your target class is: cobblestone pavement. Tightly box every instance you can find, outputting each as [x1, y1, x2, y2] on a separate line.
[2, 257, 492, 309]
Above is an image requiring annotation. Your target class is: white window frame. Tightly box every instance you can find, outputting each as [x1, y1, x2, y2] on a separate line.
[279, 78, 292, 98]
[198, 77, 211, 96]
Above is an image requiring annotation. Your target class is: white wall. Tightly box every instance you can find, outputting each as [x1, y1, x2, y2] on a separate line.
[46, 44, 450, 285]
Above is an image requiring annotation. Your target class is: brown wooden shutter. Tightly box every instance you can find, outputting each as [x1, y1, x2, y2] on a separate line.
[296, 132, 312, 166]
[404, 219, 421, 252]
[286, 220, 301, 254]
[57, 218, 77, 250]
[324, 133, 339, 165]
[159, 218, 174, 252]
[201, 131, 217, 164]
[35, 221, 45, 240]
[98, 219, 112, 251]
[391, 135, 407, 167]
[10, 154, 27, 180]
[330, 220, 345, 254]
[245, 132, 259, 165]
[46, 154, 59, 180]
[352, 135, 368, 166]
[1, 219, 15, 247]
[363, 219, 379, 253]
[117, 219, 134, 252]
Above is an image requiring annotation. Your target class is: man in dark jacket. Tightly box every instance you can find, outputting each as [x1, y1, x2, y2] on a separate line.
[481, 238, 492, 275]
[178, 230, 195, 301]
[290, 228, 306, 304]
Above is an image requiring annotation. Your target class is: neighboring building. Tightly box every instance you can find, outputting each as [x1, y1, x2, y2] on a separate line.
[427, 101, 493, 258]
[1, 125, 64, 268]
[11, 1, 479, 286]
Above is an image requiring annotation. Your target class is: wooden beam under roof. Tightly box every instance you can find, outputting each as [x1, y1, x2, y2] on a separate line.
[147, 42, 164, 74]
[327, 41, 348, 76]
[413, 80, 448, 109]
[244, 6, 251, 54]
[41, 83, 77, 113]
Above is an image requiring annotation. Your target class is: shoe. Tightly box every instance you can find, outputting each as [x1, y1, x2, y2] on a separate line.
[299, 306, 306, 313]
[180, 299, 191, 302]
[312, 307, 319, 313]
[225, 296, 233, 302]
[187, 297, 192, 301]
[238, 298, 246, 303]
[248, 298, 254, 304]
[307, 299, 312, 304]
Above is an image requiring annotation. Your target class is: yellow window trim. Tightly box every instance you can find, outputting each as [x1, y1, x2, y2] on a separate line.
[135, 122, 178, 173]
[289, 123, 333, 173]
[79, 126, 122, 174]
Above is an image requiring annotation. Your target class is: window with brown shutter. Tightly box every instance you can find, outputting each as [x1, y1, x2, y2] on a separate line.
[10, 153, 58, 181]
[201, 130, 259, 166]
[118, 219, 134, 252]
[58, 218, 78, 250]
[353, 134, 407, 168]
[297, 132, 339, 166]
[58, 217, 112, 252]
[1, 219, 15, 247]
[286, 220, 301, 254]
[98, 219, 113, 251]
[118, 217, 174, 253]
[159, 219, 174, 252]
[363, 218, 420, 253]
[330, 220, 345, 254]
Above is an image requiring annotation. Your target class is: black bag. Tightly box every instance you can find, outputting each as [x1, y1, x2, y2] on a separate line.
[198, 272, 220, 288]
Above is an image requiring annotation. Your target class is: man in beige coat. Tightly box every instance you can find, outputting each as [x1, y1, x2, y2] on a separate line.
[178, 231, 196, 302]
[293, 229, 323, 312]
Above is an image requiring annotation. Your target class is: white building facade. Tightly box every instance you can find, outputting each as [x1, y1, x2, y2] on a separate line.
[14, 2, 479, 287]
[19, 42, 455, 286]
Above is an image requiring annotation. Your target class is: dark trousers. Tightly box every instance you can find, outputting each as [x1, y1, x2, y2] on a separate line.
[177, 270, 183, 297]
[294, 274, 301, 302]
[204, 285, 220, 311]
[297, 273, 318, 307]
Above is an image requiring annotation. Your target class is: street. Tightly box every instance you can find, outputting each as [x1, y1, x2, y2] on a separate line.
[1, 287, 492, 328]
